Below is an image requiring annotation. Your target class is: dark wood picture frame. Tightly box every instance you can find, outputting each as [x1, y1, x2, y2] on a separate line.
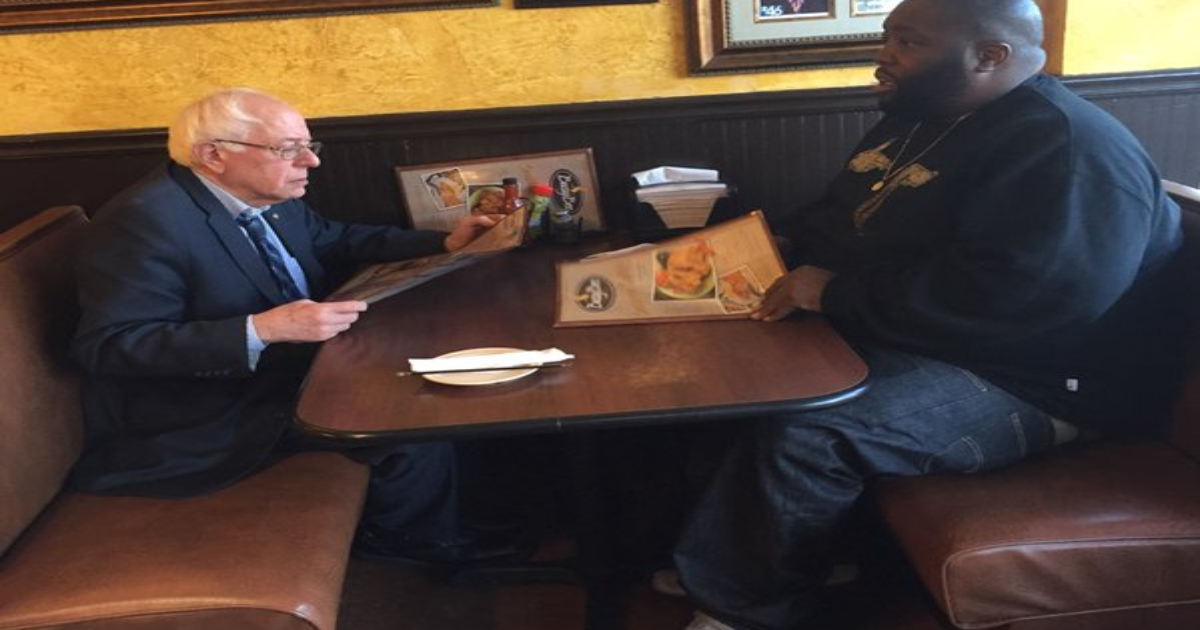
[516, 0, 654, 7]
[0, 0, 496, 34]
[687, 0, 894, 75]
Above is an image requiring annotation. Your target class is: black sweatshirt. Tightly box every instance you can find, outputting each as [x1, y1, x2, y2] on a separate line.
[788, 74, 1183, 435]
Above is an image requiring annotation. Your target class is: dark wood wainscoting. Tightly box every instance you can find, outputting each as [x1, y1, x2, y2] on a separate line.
[2, 70, 1199, 233]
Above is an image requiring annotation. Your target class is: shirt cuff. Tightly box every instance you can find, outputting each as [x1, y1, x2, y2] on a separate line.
[246, 315, 267, 370]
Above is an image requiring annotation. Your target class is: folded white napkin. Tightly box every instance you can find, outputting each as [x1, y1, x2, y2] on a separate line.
[632, 166, 720, 187]
[408, 348, 574, 373]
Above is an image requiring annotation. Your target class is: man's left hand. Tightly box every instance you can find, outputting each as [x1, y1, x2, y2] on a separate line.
[751, 265, 836, 321]
[444, 214, 504, 252]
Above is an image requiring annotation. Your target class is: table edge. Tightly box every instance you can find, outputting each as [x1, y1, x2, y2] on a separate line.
[294, 378, 870, 444]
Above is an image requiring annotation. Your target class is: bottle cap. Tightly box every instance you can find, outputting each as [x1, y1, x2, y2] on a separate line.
[532, 184, 554, 196]
[502, 177, 519, 185]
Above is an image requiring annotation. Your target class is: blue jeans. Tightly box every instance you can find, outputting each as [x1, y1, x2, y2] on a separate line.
[673, 343, 1058, 630]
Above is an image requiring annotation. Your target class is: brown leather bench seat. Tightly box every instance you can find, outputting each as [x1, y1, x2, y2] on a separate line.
[878, 440, 1200, 629]
[875, 184, 1200, 630]
[0, 206, 369, 630]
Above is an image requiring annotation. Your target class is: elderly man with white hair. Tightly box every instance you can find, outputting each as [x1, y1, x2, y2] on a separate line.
[69, 87, 515, 566]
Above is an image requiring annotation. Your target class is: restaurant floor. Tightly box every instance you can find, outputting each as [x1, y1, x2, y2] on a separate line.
[337, 434, 954, 630]
[336, 534, 954, 630]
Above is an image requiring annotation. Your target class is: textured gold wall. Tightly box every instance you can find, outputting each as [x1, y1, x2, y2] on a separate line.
[0, 0, 869, 136]
[0, 0, 1194, 137]
[1062, 0, 1200, 75]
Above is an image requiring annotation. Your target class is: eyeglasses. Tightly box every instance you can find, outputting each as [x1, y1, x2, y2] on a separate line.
[211, 139, 323, 161]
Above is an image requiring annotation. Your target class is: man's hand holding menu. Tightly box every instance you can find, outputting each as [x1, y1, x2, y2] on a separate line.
[328, 206, 528, 304]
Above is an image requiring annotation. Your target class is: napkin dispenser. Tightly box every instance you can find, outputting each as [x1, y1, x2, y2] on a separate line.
[629, 166, 740, 242]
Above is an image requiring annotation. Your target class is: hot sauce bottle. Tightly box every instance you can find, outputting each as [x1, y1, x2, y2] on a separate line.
[501, 177, 528, 216]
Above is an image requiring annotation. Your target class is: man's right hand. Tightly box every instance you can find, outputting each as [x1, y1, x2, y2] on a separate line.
[444, 213, 503, 252]
[251, 299, 369, 343]
[751, 265, 835, 322]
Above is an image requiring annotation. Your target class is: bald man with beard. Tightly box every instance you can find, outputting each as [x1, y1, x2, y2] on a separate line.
[669, 1, 1183, 628]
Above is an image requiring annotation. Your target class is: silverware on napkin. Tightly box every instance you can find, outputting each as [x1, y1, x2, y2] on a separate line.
[398, 347, 575, 377]
[396, 362, 573, 377]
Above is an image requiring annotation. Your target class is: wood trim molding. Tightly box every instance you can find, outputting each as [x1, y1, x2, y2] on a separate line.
[1064, 69, 1200, 99]
[2, 69, 1198, 231]
[3, 70, 1197, 160]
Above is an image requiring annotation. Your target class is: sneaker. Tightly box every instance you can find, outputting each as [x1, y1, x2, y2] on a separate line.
[684, 611, 738, 630]
[651, 566, 687, 597]
[652, 563, 859, 598]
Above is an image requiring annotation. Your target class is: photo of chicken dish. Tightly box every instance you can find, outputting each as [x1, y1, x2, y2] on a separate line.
[468, 185, 505, 216]
[653, 241, 716, 300]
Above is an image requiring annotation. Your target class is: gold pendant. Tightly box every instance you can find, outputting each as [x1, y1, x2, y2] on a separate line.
[870, 181, 884, 192]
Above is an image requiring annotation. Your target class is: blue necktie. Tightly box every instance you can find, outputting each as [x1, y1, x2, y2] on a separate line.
[237, 212, 305, 301]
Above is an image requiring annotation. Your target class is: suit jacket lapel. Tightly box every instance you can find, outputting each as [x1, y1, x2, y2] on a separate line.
[169, 164, 289, 303]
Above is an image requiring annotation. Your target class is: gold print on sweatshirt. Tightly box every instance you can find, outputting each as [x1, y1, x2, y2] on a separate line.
[848, 139, 896, 174]
[852, 164, 939, 231]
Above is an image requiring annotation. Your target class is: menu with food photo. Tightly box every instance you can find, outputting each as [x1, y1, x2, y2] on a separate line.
[395, 149, 604, 234]
[555, 211, 786, 326]
[327, 206, 528, 304]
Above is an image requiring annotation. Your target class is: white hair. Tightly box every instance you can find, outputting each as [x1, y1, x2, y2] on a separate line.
[167, 87, 286, 167]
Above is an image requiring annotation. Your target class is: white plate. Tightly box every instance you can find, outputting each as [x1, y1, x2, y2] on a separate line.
[421, 347, 539, 386]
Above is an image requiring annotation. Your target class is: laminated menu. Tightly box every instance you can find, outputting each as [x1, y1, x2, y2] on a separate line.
[327, 206, 527, 304]
[555, 211, 786, 326]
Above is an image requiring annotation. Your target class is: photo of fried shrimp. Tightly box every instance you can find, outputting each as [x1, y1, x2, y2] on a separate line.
[653, 241, 716, 300]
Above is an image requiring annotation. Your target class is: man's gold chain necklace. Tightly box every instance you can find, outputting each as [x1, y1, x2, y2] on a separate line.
[871, 114, 970, 192]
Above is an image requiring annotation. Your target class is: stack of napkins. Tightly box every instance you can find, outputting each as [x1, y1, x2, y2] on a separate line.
[408, 348, 574, 373]
[632, 166, 730, 229]
[633, 166, 719, 187]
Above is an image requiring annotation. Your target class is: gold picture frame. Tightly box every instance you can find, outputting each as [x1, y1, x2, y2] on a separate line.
[688, 0, 900, 74]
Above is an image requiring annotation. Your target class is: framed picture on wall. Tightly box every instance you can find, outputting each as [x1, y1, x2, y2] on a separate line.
[688, 0, 901, 74]
[0, 0, 496, 33]
[396, 149, 605, 233]
[516, 0, 654, 6]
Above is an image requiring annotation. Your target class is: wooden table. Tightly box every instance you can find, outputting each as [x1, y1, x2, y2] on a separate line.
[295, 237, 869, 629]
[297, 240, 868, 441]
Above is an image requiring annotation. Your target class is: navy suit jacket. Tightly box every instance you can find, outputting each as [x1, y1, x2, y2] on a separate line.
[69, 163, 447, 497]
